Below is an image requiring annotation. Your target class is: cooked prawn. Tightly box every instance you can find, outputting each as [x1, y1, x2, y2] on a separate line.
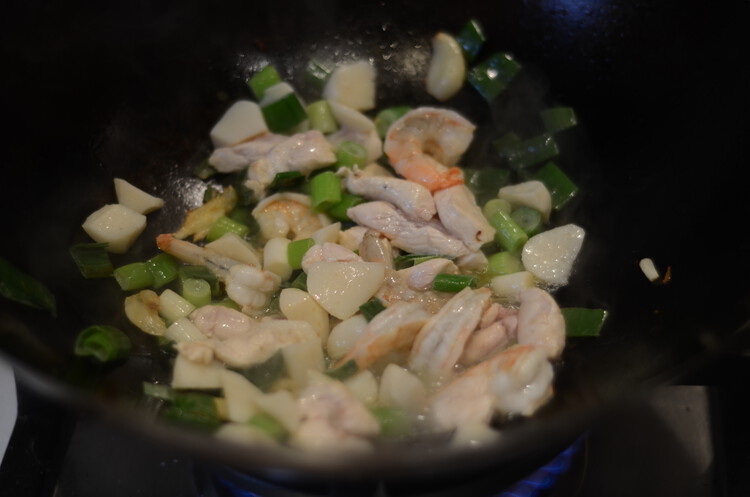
[384, 107, 475, 192]
[252, 192, 325, 241]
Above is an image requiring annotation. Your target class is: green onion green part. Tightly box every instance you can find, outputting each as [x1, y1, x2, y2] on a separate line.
[482, 198, 512, 220]
[325, 359, 359, 381]
[310, 171, 342, 211]
[370, 406, 411, 437]
[142, 382, 174, 401]
[206, 216, 250, 242]
[326, 193, 365, 222]
[261, 92, 308, 133]
[561, 307, 608, 337]
[162, 392, 221, 431]
[464, 167, 512, 206]
[307, 100, 339, 134]
[456, 19, 486, 62]
[486, 251, 524, 277]
[289, 271, 308, 292]
[146, 253, 179, 289]
[486, 209, 529, 253]
[248, 412, 288, 441]
[74, 325, 131, 363]
[268, 171, 305, 191]
[359, 298, 386, 321]
[248, 65, 282, 100]
[69, 242, 114, 279]
[495, 133, 559, 170]
[239, 351, 286, 391]
[511, 206, 544, 236]
[287, 238, 315, 270]
[534, 162, 579, 210]
[374, 106, 411, 139]
[179, 265, 221, 297]
[468, 52, 522, 101]
[305, 58, 332, 90]
[432, 273, 479, 293]
[113, 262, 154, 291]
[182, 278, 212, 308]
[335, 140, 368, 169]
[193, 159, 217, 180]
[393, 254, 442, 270]
[541, 107, 578, 134]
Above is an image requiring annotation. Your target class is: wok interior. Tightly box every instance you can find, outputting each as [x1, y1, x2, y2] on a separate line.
[2, 0, 748, 482]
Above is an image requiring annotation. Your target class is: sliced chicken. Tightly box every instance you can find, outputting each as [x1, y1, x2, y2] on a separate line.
[516, 287, 566, 359]
[208, 133, 287, 173]
[189, 305, 259, 339]
[434, 184, 495, 251]
[327, 127, 383, 163]
[396, 258, 458, 291]
[347, 201, 469, 258]
[342, 168, 437, 221]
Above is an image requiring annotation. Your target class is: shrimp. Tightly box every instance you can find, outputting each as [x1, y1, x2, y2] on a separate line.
[516, 287, 566, 359]
[156, 233, 242, 279]
[428, 345, 554, 431]
[338, 301, 432, 370]
[384, 107, 475, 192]
[212, 319, 317, 368]
[208, 133, 287, 173]
[190, 305, 259, 339]
[225, 264, 281, 313]
[408, 287, 492, 381]
[252, 192, 326, 241]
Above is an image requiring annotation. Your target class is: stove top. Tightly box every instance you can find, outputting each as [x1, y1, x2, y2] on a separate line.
[2, 354, 750, 496]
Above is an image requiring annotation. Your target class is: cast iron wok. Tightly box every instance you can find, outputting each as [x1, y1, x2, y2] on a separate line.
[1, 0, 749, 488]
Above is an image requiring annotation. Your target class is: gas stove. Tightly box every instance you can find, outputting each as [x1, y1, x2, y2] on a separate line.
[1, 354, 749, 497]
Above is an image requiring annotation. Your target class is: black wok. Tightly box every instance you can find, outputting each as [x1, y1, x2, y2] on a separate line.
[1, 0, 749, 490]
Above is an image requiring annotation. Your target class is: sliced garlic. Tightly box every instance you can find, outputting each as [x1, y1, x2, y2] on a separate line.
[426, 32, 466, 101]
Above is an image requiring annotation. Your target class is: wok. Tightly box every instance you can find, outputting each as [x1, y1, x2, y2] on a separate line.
[1, 0, 749, 490]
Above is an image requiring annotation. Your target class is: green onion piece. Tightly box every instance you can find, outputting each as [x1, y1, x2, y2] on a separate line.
[233, 177, 256, 207]
[511, 206, 544, 236]
[261, 92, 308, 133]
[393, 254, 441, 270]
[326, 193, 365, 222]
[562, 308, 608, 337]
[146, 253, 178, 289]
[534, 162, 579, 210]
[307, 100, 338, 134]
[113, 262, 154, 291]
[193, 159, 217, 180]
[69, 242, 113, 279]
[456, 19, 486, 62]
[229, 206, 253, 227]
[179, 265, 220, 297]
[143, 382, 174, 401]
[214, 298, 241, 311]
[248, 65, 282, 100]
[325, 359, 359, 381]
[268, 170, 305, 191]
[162, 392, 221, 431]
[432, 273, 479, 293]
[289, 271, 308, 292]
[239, 351, 286, 391]
[541, 107, 578, 134]
[492, 132, 521, 153]
[335, 140, 368, 169]
[305, 58, 332, 90]
[486, 209, 529, 253]
[287, 238, 315, 270]
[468, 52, 522, 101]
[206, 215, 250, 243]
[359, 298, 386, 321]
[248, 412, 288, 441]
[486, 251, 524, 278]
[182, 278, 211, 308]
[310, 171, 342, 211]
[496, 133, 559, 170]
[374, 106, 411, 139]
[464, 167, 512, 206]
[370, 406, 411, 438]
[482, 198, 512, 220]
[74, 325, 131, 363]
[203, 185, 222, 204]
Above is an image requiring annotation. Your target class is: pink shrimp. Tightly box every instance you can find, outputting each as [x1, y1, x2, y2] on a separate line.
[384, 107, 475, 192]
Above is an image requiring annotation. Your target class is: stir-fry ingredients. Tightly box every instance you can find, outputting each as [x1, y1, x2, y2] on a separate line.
[70, 19, 610, 453]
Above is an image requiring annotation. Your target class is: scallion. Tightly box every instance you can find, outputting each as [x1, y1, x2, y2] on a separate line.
[307, 100, 338, 134]
[326, 193, 365, 222]
[143, 382, 174, 401]
[206, 215, 250, 242]
[359, 298, 386, 321]
[74, 325, 131, 363]
[374, 106, 411, 139]
[325, 359, 359, 381]
[305, 58, 332, 90]
[541, 107, 578, 134]
[0, 257, 57, 316]
[69, 242, 113, 279]
[561, 308, 608, 337]
[162, 392, 221, 431]
[179, 265, 220, 297]
[335, 141, 368, 169]
[261, 92, 308, 133]
[239, 351, 286, 391]
[146, 253, 178, 289]
[287, 238, 315, 270]
[268, 170, 305, 191]
[468, 52, 522, 101]
[511, 206, 544, 236]
[534, 162, 579, 210]
[248, 65, 282, 100]
[370, 406, 411, 438]
[432, 273, 479, 293]
[193, 159, 217, 180]
[393, 254, 441, 270]
[113, 262, 154, 291]
[482, 198, 512, 220]
[182, 278, 211, 307]
[486, 209, 528, 253]
[310, 171, 342, 211]
[248, 412, 287, 441]
[289, 271, 308, 292]
[464, 167, 512, 205]
[495, 133, 559, 170]
[456, 19, 486, 62]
